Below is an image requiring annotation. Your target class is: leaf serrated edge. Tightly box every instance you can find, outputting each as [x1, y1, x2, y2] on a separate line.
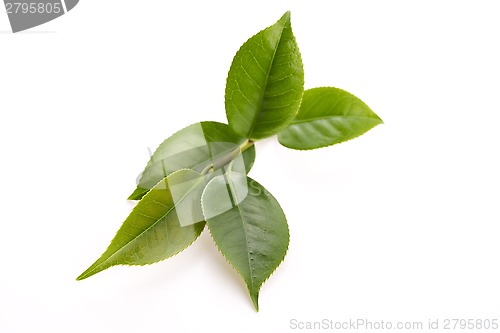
[200, 176, 290, 311]
[204, 220, 289, 312]
[225, 11, 304, 139]
[77, 168, 206, 281]
[77, 224, 206, 280]
[278, 120, 382, 151]
[245, 12, 292, 138]
[278, 86, 383, 150]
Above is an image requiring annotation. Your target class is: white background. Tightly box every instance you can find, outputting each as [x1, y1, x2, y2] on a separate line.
[1, 1, 500, 332]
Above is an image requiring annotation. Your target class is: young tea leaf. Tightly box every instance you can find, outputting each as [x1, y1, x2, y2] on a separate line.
[77, 169, 206, 280]
[278, 87, 383, 150]
[129, 121, 256, 200]
[78, 11, 382, 311]
[202, 175, 289, 311]
[225, 11, 304, 140]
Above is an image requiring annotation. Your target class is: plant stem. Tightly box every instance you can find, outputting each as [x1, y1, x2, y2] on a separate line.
[201, 139, 254, 175]
[240, 139, 255, 153]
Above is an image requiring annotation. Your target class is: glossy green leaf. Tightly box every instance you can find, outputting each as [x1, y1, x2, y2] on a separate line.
[129, 121, 256, 200]
[203, 176, 289, 311]
[278, 87, 383, 150]
[225, 11, 304, 140]
[78, 11, 383, 311]
[77, 169, 206, 280]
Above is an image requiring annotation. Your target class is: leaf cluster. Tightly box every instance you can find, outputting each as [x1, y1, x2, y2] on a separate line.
[77, 11, 382, 311]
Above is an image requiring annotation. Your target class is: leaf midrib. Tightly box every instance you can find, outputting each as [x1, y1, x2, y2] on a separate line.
[81, 175, 203, 278]
[224, 171, 256, 293]
[247, 18, 288, 138]
[234, 194, 255, 293]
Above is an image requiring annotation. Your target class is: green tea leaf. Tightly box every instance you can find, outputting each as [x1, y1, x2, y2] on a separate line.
[278, 87, 383, 150]
[129, 121, 256, 200]
[77, 169, 206, 280]
[203, 175, 289, 311]
[225, 11, 304, 140]
[78, 11, 383, 311]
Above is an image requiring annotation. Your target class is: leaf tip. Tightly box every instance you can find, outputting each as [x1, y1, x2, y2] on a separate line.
[280, 11, 291, 24]
[76, 266, 95, 281]
[250, 291, 260, 312]
[76, 262, 101, 281]
[127, 186, 148, 200]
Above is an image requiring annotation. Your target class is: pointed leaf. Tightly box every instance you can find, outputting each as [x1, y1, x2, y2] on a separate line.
[278, 87, 383, 150]
[202, 176, 289, 311]
[129, 121, 256, 200]
[225, 11, 304, 140]
[77, 169, 206, 280]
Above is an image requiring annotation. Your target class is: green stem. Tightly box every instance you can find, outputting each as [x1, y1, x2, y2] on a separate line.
[201, 140, 255, 175]
[240, 139, 255, 153]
